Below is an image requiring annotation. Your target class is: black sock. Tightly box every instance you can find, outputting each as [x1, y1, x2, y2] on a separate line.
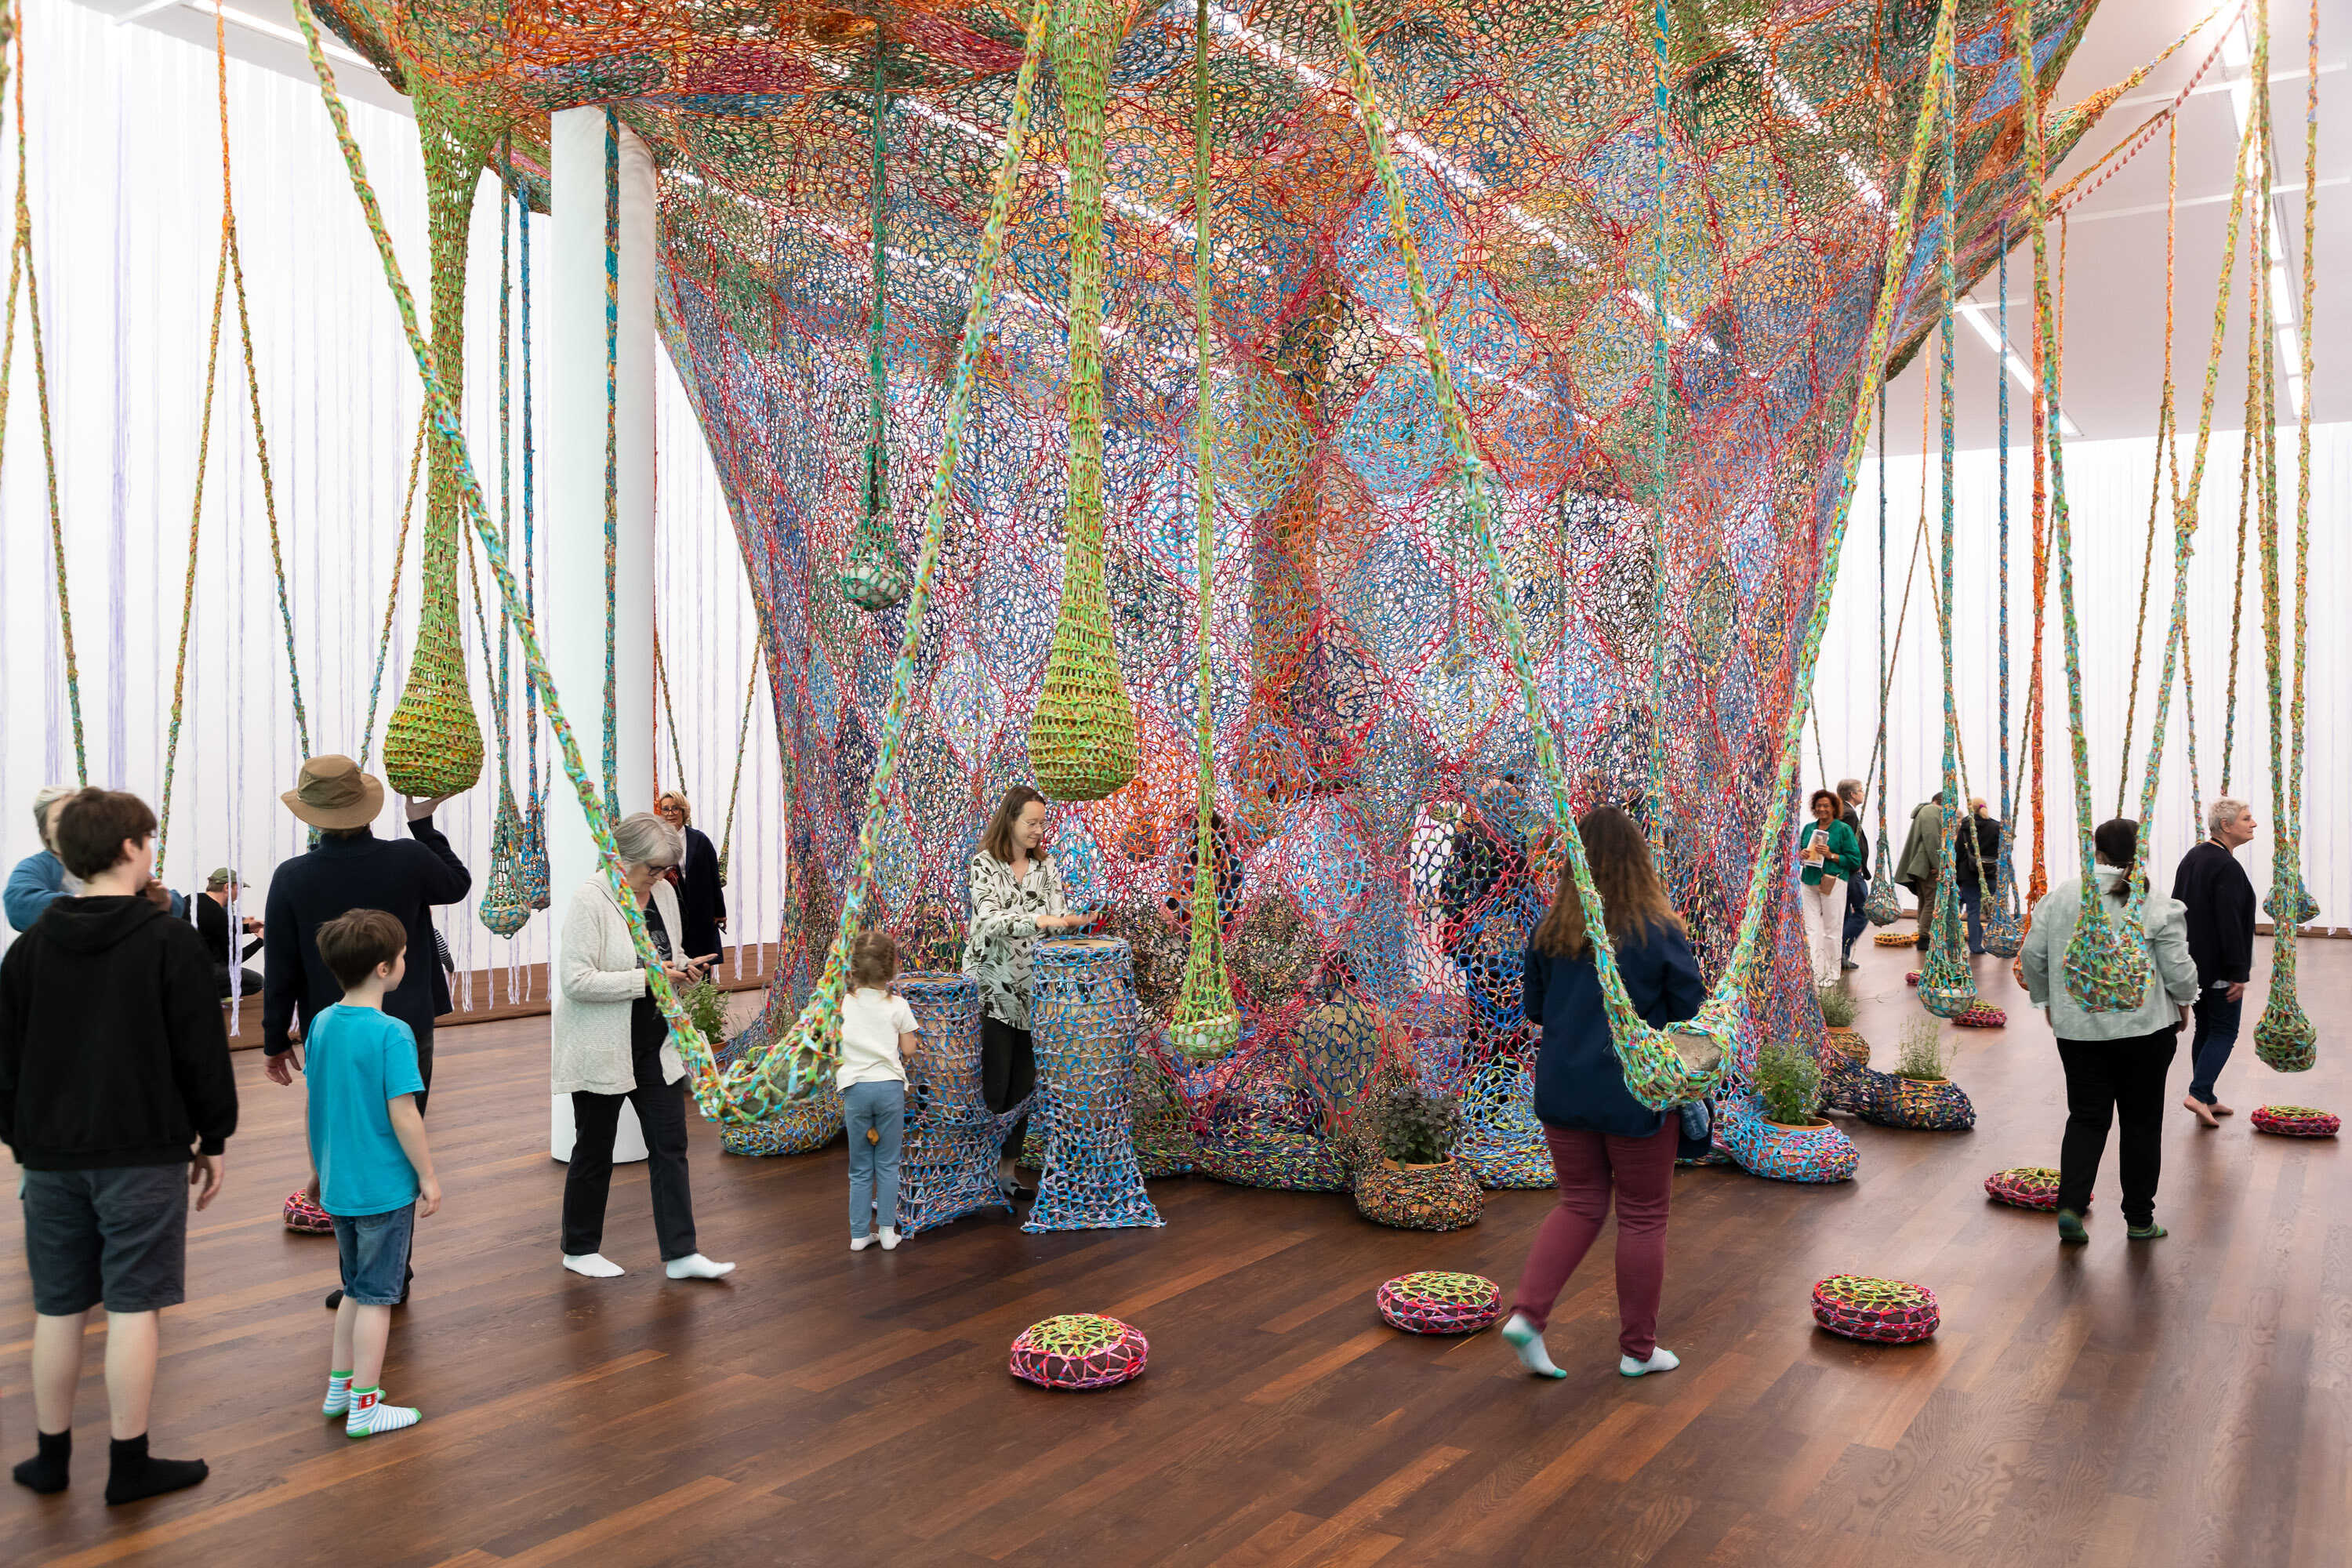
[12, 1428, 70, 1494]
[103, 1433, 207, 1505]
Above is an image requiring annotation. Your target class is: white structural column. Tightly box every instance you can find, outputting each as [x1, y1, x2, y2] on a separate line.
[547, 107, 659, 1163]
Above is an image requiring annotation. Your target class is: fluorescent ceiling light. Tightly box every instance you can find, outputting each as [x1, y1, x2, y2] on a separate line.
[1956, 300, 2081, 437]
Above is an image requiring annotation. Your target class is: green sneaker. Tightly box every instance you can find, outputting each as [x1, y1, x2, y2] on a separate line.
[2127, 1221, 2168, 1240]
[2056, 1209, 2089, 1244]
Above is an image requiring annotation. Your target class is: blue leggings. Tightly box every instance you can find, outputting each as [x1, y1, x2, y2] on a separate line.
[844, 1080, 906, 1236]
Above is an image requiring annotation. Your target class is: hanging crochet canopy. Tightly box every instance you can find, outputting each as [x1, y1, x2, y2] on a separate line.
[300, 0, 2135, 1142]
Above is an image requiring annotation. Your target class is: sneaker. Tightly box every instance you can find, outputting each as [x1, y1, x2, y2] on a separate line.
[2056, 1209, 2089, 1244]
[1841, 960, 1860, 971]
[2127, 1221, 2168, 1240]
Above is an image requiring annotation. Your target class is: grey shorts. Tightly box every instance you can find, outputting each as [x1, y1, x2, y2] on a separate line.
[20, 1165, 190, 1316]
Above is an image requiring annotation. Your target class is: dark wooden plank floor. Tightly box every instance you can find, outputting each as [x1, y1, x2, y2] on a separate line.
[5, 935, 2346, 1567]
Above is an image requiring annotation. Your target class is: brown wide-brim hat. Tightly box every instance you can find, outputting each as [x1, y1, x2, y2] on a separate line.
[283, 754, 386, 830]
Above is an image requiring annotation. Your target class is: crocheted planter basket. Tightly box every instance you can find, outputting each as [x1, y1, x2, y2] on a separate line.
[1353, 1156, 1483, 1232]
[1822, 1027, 1869, 1067]
[2251, 1105, 2341, 1138]
[1875, 929, 1919, 948]
[1719, 1102, 1858, 1183]
[1192, 1131, 1352, 1191]
[1983, 1166, 2090, 1211]
[718, 1083, 845, 1156]
[1853, 1073, 1977, 1132]
[1812, 1275, 1939, 1344]
[1376, 1271, 1502, 1334]
[282, 1189, 335, 1235]
[1952, 1002, 2006, 1029]
[1007, 1313, 1149, 1390]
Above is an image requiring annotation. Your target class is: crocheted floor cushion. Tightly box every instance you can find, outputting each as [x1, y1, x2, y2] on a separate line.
[1952, 1001, 2006, 1028]
[718, 1084, 845, 1157]
[1354, 1158, 1483, 1232]
[1983, 1166, 2090, 1210]
[1376, 1271, 1502, 1334]
[1008, 1313, 1149, 1389]
[1904, 970, 1920, 985]
[1812, 1275, 1939, 1344]
[1875, 930, 1919, 947]
[282, 1189, 334, 1235]
[2251, 1105, 2341, 1138]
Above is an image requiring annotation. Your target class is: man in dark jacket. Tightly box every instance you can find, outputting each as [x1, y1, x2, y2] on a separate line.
[196, 868, 264, 998]
[2172, 798, 2259, 1127]
[261, 755, 470, 1111]
[1, 788, 234, 1504]
[1952, 799, 2004, 956]
[1837, 778, 1868, 968]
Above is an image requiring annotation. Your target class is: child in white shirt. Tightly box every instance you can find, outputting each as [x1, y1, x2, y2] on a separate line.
[840, 932, 920, 1250]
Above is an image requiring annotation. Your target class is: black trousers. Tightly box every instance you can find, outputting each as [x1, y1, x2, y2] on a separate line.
[412, 1025, 436, 1118]
[981, 1014, 1036, 1160]
[215, 964, 262, 999]
[2056, 1029, 2179, 1227]
[562, 1061, 698, 1261]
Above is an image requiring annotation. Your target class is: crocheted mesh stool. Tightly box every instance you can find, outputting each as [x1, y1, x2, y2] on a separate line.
[1983, 1167, 2089, 1210]
[1718, 1097, 1858, 1183]
[1355, 1157, 1483, 1231]
[1875, 930, 1918, 948]
[2252, 1105, 2341, 1138]
[283, 1189, 334, 1235]
[897, 971, 1025, 1236]
[1812, 1276, 1939, 1344]
[1376, 1272, 1502, 1334]
[1008, 1313, 1148, 1390]
[1023, 938, 1162, 1232]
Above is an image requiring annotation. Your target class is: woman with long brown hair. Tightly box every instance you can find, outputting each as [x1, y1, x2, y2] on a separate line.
[1501, 804, 1704, 1381]
[962, 785, 1091, 1198]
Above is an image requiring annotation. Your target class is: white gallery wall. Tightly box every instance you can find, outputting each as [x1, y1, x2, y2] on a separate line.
[0, 0, 787, 999]
[1817, 422, 2346, 927]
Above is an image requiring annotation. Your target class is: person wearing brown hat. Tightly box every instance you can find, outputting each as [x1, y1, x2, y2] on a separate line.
[263, 757, 470, 1309]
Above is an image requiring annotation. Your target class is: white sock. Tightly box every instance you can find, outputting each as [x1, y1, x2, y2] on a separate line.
[850, 1233, 874, 1251]
[1619, 1346, 1680, 1377]
[563, 1252, 625, 1278]
[322, 1371, 353, 1417]
[1501, 1312, 1566, 1379]
[345, 1387, 420, 1438]
[666, 1253, 735, 1279]
[878, 1228, 901, 1250]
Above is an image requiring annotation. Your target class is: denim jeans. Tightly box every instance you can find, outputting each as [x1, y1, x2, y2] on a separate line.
[844, 1079, 906, 1236]
[1842, 872, 1869, 960]
[1958, 884, 1984, 955]
[2187, 991, 2243, 1105]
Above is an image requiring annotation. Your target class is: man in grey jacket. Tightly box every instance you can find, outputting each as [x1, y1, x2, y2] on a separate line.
[2021, 818, 2200, 1245]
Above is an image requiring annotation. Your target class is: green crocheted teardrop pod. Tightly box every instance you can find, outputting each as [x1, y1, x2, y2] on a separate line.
[1028, 0, 1137, 803]
[839, 41, 910, 615]
[477, 789, 530, 938]
[2061, 901, 2152, 1014]
[2253, 996, 2318, 1073]
[386, 90, 489, 797]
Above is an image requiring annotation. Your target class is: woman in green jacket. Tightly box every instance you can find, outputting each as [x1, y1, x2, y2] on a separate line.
[1798, 789, 1862, 985]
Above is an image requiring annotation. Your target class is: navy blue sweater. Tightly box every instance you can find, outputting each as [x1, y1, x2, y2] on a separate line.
[1523, 919, 1706, 1137]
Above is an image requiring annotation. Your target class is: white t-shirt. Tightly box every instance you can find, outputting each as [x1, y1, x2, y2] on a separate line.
[837, 986, 918, 1090]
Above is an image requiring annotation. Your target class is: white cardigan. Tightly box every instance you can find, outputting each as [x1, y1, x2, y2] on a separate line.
[551, 875, 687, 1096]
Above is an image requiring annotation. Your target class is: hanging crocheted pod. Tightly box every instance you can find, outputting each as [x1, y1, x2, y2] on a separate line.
[1916, 876, 1976, 1018]
[1027, 0, 1138, 803]
[838, 41, 911, 615]
[1863, 833, 1902, 926]
[477, 789, 530, 938]
[518, 799, 551, 910]
[2062, 901, 2153, 1014]
[2264, 875, 2320, 927]
[384, 88, 491, 797]
[2253, 993, 2318, 1073]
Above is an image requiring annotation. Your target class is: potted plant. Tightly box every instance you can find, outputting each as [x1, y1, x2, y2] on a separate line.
[1816, 984, 1866, 1065]
[679, 975, 730, 1060]
[1719, 1043, 1857, 1181]
[1755, 1042, 1825, 1130]
[1353, 1082, 1481, 1231]
[1848, 1017, 1976, 1131]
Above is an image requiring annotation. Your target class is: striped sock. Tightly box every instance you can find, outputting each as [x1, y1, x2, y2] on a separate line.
[344, 1387, 420, 1439]
[322, 1371, 354, 1418]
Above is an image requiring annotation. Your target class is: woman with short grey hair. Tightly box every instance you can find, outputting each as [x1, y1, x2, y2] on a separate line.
[5, 786, 82, 932]
[550, 811, 734, 1282]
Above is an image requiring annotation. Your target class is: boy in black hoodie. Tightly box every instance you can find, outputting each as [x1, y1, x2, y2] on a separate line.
[0, 788, 236, 1504]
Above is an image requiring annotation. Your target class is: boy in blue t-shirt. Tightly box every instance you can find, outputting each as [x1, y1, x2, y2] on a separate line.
[305, 909, 442, 1438]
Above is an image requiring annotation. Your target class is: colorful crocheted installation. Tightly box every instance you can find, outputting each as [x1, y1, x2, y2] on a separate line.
[1718, 1098, 1857, 1184]
[898, 971, 1023, 1236]
[1850, 1072, 1976, 1132]
[1823, 1028, 1870, 1067]
[1454, 1054, 1555, 1189]
[1376, 1272, 1502, 1336]
[1812, 1275, 1940, 1344]
[1024, 938, 1162, 1232]
[717, 1078, 844, 1156]
[2251, 1105, 2339, 1138]
[1186, 1042, 1350, 1192]
[282, 1189, 335, 1236]
[1131, 1046, 1197, 1179]
[285, 0, 2149, 1152]
[1952, 1002, 2007, 1029]
[1983, 1166, 2089, 1210]
[1007, 1313, 1149, 1391]
[1355, 1158, 1483, 1232]
[1877, 931, 1921, 949]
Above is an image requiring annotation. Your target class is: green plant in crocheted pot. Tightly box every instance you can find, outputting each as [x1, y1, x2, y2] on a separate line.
[679, 975, 730, 1049]
[384, 86, 492, 797]
[1894, 1016, 1946, 1082]
[1373, 1083, 1464, 1166]
[1755, 1042, 1822, 1127]
[1026, 0, 1138, 803]
[1815, 983, 1858, 1029]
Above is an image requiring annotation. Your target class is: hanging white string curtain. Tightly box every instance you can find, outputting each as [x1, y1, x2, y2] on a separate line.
[0, 0, 782, 993]
[1817, 421, 2347, 928]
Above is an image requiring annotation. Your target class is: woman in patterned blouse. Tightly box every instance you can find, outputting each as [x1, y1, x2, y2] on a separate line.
[964, 785, 1091, 1197]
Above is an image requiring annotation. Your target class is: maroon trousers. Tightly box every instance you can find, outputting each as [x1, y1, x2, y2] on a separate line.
[1508, 1123, 1678, 1359]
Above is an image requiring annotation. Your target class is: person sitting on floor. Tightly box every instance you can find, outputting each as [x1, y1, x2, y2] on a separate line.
[197, 868, 265, 999]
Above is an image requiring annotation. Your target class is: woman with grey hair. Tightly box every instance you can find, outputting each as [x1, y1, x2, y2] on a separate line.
[5, 786, 82, 933]
[551, 811, 734, 1281]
